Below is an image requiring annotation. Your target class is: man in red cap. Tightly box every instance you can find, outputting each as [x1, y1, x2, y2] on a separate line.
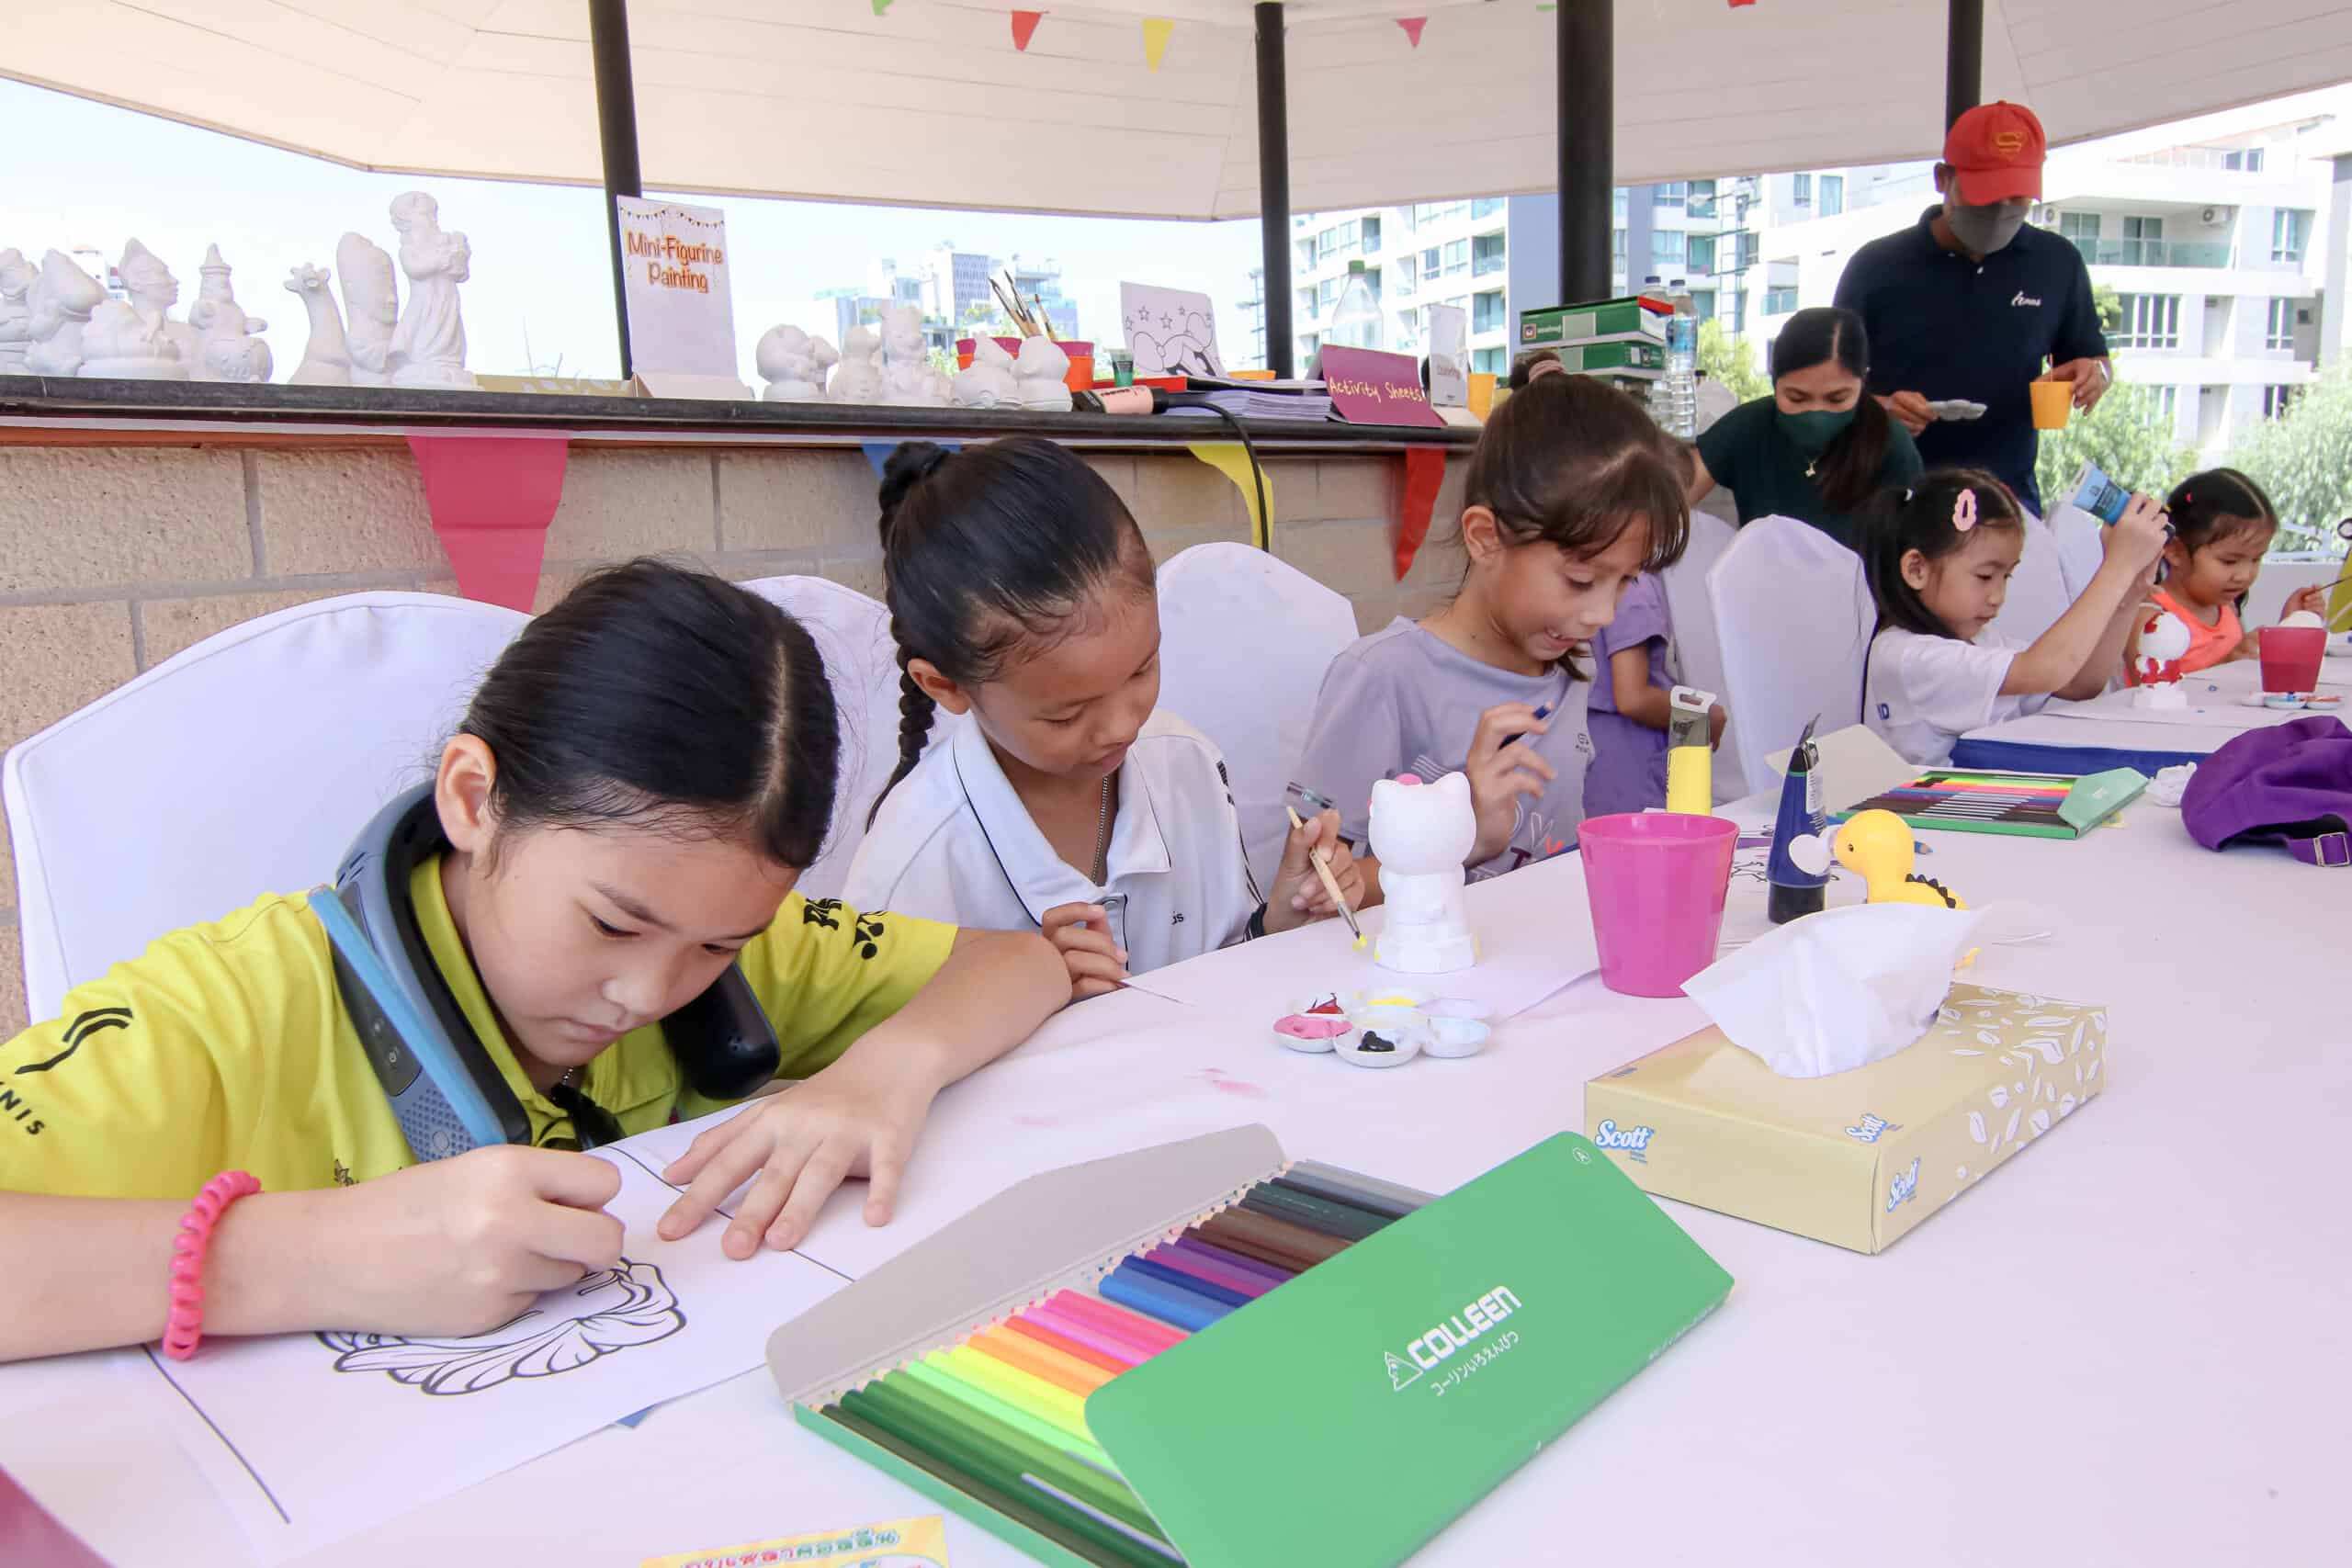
[1834, 101, 2110, 516]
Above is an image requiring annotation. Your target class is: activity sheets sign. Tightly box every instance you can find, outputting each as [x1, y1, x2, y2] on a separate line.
[1121, 282, 1225, 378]
[139, 1142, 841, 1562]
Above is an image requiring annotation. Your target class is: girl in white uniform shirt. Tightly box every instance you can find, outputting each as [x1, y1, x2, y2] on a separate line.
[1860, 468, 2168, 766]
[843, 440, 1363, 1001]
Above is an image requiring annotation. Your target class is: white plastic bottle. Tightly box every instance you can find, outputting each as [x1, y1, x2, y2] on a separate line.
[1661, 278, 1699, 440]
[1329, 260, 1384, 352]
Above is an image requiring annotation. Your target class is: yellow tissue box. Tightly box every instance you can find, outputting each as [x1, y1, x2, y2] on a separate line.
[1585, 984, 2108, 1254]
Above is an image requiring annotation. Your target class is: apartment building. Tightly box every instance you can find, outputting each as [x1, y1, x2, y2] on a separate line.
[816, 246, 1080, 354]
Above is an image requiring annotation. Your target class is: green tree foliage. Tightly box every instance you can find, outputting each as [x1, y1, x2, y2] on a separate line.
[2225, 362, 2352, 555]
[1697, 317, 1768, 402]
[2033, 378, 2195, 520]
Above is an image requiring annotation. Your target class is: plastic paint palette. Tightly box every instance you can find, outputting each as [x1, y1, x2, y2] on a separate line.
[1274, 993, 1490, 1067]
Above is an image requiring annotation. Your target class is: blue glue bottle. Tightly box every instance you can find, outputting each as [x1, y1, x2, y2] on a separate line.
[1766, 716, 1829, 924]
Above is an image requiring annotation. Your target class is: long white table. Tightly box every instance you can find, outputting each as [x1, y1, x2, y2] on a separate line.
[1955, 653, 2350, 773]
[4, 786, 2341, 1565]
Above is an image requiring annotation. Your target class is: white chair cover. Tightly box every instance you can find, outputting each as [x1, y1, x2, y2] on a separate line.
[1658, 509, 1744, 801]
[1706, 514, 1876, 793]
[736, 576, 903, 904]
[1156, 542, 1360, 887]
[1995, 511, 2074, 646]
[5, 592, 526, 1021]
[2050, 503, 2109, 603]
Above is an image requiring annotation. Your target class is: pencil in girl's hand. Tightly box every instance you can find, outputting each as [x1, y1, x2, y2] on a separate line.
[1286, 805, 1367, 951]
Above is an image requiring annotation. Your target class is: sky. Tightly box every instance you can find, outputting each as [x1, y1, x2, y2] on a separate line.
[0, 77, 1266, 387]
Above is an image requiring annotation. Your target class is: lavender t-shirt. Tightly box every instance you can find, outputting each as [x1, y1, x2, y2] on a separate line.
[1584, 572, 1673, 818]
[1295, 619, 1593, 881]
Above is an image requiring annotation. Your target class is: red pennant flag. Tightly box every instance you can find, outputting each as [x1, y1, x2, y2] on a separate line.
[407, 434, 571, 611]
[1012, 9, 1044, 50]
[1395, 447, 1448, 581]
[1729, 0, 1757, 7]
[1397, 17, 1427, 47]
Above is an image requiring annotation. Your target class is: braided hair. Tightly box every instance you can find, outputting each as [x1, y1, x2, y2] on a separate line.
[866, 438, 1154, 827]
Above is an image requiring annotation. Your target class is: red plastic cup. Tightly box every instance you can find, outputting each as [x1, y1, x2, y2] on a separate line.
[1577, 812, 1739, 997]
[2258, 625, 2326, 695]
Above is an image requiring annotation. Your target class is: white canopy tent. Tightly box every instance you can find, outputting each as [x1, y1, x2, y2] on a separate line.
[8, 0, 2352, 221]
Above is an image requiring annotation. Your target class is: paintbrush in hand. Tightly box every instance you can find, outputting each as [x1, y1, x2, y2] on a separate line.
[1286, 805, 1367, 951]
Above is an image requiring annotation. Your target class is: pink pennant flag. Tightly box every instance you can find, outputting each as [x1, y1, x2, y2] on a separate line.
[1012, 9, 1044, 50]
[406, 434, 571, 612]
[1397, 17, 1428, 47]
[1729, 0, 1758, 7]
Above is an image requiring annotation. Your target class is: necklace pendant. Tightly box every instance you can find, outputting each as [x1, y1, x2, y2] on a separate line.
[1804, 459, 1818, 479]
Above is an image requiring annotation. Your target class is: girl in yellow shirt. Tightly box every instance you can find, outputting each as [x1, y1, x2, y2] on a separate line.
[0, 560, 1067, 1362]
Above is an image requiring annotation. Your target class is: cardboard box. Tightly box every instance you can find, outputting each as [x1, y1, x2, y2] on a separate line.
[1551, 338, 1666, 372]
[1587, 985, 2107, 1253]
[1521, 297, 1667, 345]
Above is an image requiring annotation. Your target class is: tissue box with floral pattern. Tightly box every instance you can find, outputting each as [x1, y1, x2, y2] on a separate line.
[1585, 984, 2107, 1254]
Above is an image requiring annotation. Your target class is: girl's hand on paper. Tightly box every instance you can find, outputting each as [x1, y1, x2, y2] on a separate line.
[1269, 808, 1363, 931]
[334, 1145, 624, 1335]
[1465, 703, 1556, 866]
[1042, 901, 1126, 1001]
[656, 1041, 937, 1258]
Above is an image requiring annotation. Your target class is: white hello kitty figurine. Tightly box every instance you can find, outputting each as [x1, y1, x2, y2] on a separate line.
[1015, 334, 1074, 412]
[2132, 607, 2194, 709]
[755, 324, 838, 401]
[1366, 772, 1476, 974]
[827, 324, 885, 403]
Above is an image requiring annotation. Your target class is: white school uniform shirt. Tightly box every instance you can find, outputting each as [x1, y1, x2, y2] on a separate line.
[842, 709, 1263, 975]
[1864, 626, 2052, 767]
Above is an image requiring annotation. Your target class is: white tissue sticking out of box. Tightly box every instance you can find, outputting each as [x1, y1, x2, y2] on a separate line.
[1682, 903, 1986, 1078]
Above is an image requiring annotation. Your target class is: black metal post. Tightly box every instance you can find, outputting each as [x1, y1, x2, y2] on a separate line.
[1945, 0, 1984, 131]
[1254, 3, 1293, 378]
[1558, 0, 1613, 304]
[589, 0, 644, 379]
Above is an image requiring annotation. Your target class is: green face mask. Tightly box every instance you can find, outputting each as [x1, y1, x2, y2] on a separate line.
[1777, 406, 1855, 457]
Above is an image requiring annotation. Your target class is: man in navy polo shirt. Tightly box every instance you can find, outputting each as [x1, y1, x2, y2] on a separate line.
[1834, 101, 2110, 516]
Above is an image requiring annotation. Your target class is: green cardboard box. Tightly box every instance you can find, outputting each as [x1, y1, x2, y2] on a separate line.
[1551, 338, 1666, 372]
[770, 1126, 1733, 1567]
[1520, 297, 1667, 346]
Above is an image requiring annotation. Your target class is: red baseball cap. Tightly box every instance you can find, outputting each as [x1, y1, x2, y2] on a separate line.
[1943, 100, 2045, 205]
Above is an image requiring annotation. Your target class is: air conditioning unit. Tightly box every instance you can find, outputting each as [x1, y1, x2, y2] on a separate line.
[2032, 205, 2056, 226]
[2199, 206, 2234, 225]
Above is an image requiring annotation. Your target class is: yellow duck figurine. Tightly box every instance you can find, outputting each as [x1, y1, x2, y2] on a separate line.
[1831, 809, 1965, 909]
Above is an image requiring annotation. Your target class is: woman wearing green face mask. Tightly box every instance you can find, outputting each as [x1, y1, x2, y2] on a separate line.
[1686, 307, 1923, 553]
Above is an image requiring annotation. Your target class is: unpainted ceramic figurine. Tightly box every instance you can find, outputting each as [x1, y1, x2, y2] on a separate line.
[755, 324, 838, 401]
[878, 305, 946, 406]
[118, 239, 201, 372]
[386, 192, 475, 389]
[0, 248, 34, 375]
[335, 232, 397, 388]
[950, 333, 1021, 409]
[284, 263, 351, 386]
[79, 299, 187, 379]
[1014, 335, 1073, 412]
[1365, 772, 1476, 974]
[25, 250, 106, 376]
[187, 245, 274, 383]
[827, 324, 885, 403]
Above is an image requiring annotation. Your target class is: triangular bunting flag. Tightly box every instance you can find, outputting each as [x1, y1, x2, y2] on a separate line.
[1012, 9, 1044, 50]
[1397, 17, 1428, 47]
[871, 0, 893, 15]
[1142, 17, 1174, 71]
[1729, 0, 1757, 8]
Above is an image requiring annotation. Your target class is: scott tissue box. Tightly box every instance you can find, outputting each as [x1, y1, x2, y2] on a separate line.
[1586, 984, 2107, 1253]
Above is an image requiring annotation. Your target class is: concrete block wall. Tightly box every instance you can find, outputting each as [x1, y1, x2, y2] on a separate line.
[0, 437, 1466, 1033]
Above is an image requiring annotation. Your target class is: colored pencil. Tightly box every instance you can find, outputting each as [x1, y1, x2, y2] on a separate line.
[1023, 1302, 1162, 1369]
[1141, 1243, 1278, 1299]
[1048, 1290, 1188, 1351]
[1267, 1174, 1408, 1231]
[883, 1373, 1164, 1540]
[1168, 1235, 1296, 1285]
[1240, 1182, 1390, 1242]
[936, 1344, 1094, 1443]
[972, 1324, 1117, 1397]
[1099, 1261, 1232, 1331]
[1123, 1254, 1254, 1309]
[901, 1359, 1119, 1473]
[1002, 1313, 1136, 1375]
[1194, 1205, 1350, 1270]
[1283, 1159, 1435, 1218]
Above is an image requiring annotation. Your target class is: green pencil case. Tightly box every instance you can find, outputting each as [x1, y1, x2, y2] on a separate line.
[768, 1127, 1733, 1568]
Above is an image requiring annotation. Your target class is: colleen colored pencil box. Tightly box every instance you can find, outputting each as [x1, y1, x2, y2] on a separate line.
[1588, 984, 2109, 1254]
[766, 1125, 1732, 1568]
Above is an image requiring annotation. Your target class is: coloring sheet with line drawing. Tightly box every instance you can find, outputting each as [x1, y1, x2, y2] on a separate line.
[138, 1143, 842, 1562]
[1121, 282, 1224, 379]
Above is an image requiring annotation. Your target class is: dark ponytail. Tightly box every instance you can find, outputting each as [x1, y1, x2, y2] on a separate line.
[1858, 467, 2026, 637]
[461, 558, 839, 867]
[867, 437, 1153, 826]
[1770, 307, 1894, 515]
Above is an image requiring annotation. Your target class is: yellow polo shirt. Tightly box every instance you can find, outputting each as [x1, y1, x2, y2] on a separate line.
[0, 860, 956, 1201]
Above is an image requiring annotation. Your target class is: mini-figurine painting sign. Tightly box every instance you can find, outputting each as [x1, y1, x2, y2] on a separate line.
[616, 197, 749, 398]
[1318, 344, 1444, 428]
[1120, 282, 1225, 378]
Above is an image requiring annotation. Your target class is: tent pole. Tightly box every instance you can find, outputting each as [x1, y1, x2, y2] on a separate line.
[1254, 3, 1294, 378]
[1945, 0, 1984, 130]
[589, 0, 644, 380]
[1558, 0, 1613, 304]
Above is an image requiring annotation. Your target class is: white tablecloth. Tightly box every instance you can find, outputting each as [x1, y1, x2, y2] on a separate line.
[4, 795, 2341, 1566]
[1961, 656, 2348, 763]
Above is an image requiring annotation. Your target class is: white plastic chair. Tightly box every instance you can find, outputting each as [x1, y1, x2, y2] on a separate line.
[736, 575, 905, 902]
[1706, 514, 1876, 795]
[1994, 511, 2073, 646]
[1658, 510, 1745, 801]
[6, 592, 526, 1021]
[2050, 503, 2108, 603]
[1156, 543, 1360, 887]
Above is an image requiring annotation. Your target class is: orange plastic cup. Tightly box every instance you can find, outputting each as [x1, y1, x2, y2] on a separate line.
[2030, 379, 2073, 430]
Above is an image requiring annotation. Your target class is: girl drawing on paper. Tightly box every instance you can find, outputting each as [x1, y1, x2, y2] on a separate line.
[319, 1259, 684, 1395]
[0, 560, 1069, 1364]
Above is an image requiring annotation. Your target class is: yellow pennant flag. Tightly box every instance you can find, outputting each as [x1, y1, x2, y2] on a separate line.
[1186, 441, 1272, 549]
[1142, 17, 1175, 71]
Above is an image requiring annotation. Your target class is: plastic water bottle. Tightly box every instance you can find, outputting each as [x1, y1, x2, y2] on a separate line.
[1329, 260, 1384, 352]
[1660, 278, 1699, 440]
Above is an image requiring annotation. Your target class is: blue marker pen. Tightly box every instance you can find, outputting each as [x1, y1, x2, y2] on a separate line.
[1502, 703, 1553, 750]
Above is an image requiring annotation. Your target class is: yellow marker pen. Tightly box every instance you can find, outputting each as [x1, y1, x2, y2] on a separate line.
[1665, 685, 1716, 816]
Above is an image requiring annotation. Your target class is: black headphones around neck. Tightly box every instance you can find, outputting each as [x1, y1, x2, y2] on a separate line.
[311, 784, 781, 1161]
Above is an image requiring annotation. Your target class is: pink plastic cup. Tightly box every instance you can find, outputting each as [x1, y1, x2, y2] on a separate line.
[1577, 812, 1739, 998]
[2258, 625, 2326, 696]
